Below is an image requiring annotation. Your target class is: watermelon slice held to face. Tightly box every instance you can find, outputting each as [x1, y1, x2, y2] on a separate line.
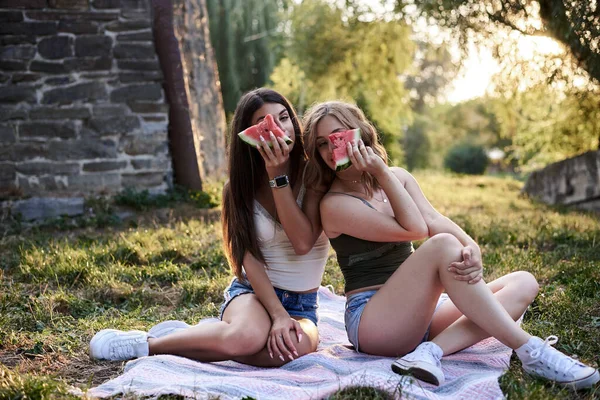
[328, 128, 361, 171]
[238, 113, 293, 148]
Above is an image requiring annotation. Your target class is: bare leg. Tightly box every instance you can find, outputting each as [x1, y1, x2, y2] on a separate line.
[357, 233, 532, 357]
[428, 271, 539, 355]
[148, 294, 271, 362]
[148, 294, 319, 366]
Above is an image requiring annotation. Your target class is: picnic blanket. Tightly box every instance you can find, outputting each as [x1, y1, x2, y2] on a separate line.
[88, 287, 513, 399]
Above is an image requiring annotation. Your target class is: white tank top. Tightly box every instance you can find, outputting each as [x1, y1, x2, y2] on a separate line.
[251, 185, 330, 292]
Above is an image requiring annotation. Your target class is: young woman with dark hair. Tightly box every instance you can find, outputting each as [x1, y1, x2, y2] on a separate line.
[89, 89, 330, 366]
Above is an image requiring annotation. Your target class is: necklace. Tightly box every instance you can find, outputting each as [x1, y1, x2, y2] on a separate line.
[337, 175, 388, 203]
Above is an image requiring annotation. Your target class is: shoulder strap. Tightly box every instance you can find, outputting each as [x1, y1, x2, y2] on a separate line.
[327, 191, 376, 210]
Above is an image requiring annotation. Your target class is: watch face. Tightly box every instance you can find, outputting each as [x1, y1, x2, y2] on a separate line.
[275, 176, 288, 186]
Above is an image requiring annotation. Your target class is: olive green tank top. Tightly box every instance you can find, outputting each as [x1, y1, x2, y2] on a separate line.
[327, 192, 414, 293]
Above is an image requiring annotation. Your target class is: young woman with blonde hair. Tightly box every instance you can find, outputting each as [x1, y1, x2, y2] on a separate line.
[301, 100, 598, 389]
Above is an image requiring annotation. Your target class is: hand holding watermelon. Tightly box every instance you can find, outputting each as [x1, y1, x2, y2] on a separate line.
[345, 139, 387, 177]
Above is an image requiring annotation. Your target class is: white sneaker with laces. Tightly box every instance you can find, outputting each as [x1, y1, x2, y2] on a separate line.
[148, 320, 191, 338]
[89, 329, 149, 361]
[516, 336, 600, 390]
[391, 341, 445, 385]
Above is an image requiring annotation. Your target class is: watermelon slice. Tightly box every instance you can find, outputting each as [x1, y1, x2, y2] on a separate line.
[238, 114, 293, 148]
[329, 128, 361, 171]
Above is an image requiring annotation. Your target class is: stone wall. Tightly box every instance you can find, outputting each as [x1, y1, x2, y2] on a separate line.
[523, 150, 600, 212]
[0, 0, 172, 203]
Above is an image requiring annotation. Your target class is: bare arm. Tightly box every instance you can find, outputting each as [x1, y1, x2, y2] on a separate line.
[259, 135, 324, 255]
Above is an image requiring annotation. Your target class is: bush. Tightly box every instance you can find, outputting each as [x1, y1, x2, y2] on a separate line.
[444, 142, 489, 175]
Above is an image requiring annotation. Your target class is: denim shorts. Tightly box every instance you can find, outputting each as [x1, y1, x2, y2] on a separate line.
[344, 290, 449, 352]
[219, 277, 319, 326]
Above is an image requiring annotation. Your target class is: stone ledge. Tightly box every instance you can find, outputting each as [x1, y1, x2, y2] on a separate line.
[5, 196, 85, 221]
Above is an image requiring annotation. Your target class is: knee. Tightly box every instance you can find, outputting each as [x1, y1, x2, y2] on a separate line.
[514, 271, 539, 304]
[292, 330, 318, 357]
[425, 233, 463, 262]
[222, 327, 266, 357]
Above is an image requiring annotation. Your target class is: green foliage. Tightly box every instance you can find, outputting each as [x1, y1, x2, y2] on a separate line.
[206, 0, 289, 114]
[404, 115, 431, 170]
[115, 186, 218, 211]
[0, 367, 79, 400]
[444, 142, 489, 174]
[270, 0, 414, 164]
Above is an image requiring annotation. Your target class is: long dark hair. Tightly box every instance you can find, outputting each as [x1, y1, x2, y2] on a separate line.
[222, 88, 305, 280]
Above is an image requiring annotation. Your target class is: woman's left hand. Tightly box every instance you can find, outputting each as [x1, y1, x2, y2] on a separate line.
[257, 131, 291, 178]
[448, 245, 483, 284]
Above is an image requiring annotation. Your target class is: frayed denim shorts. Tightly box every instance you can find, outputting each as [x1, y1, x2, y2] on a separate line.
[219, 277, 319, 326]
[344, 290, 449, 352]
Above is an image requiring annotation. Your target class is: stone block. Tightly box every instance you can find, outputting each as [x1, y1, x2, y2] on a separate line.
[113, 43, 155, 59]
[18, 175, 69, 193]
[122, 172, 164, 188]
[120, 0, 148, 10]
[0, 73, 8, 83]
[30, 60, 69, 74]
[110, 83, 162, 103]
[0, 0, 47, 8]
[16, 162, 80, 175]
[0, 124, 16, 143]
[0, 85, 36, 103]
[128, 101, 169, 114]
[42, 81, 108, 104]
[0, 22, 57, 36]
[11, 73, 42, 83]
[92, 104, 129, 117]
[0, 60, 26, 70]
[131, 157, 170, 170]
[0, 36, 36, 46]
[29, 106, 91, 120]
[68, 172, 120, 192]
[0, 11, 24, 22]
[82, 160, 126, 172]
[48, 138, 117, 160]
[11, 197, 85, 221]
[45, 76, 75, 86]
[118, 71, 162, 82]
[120, 133, 167, 156]
[88, 115, 140, 134]
[116, 59, 161, 71]
[20, 121, 77, 140]
[104, 19, 151, 32]
[0, 143, 48, 161]
[48, 0, 89, 9]
[38, 36, 73, 59]
[64, 56, 112, 71]
[0, 45, 36, 60]
[74, 35, 112, 57]
[26, 10, 119, 21]
[0, 163, 15, 180]
[116, 30, 152, 41]
[0, 106, 27, 122]
[91, 0, 120, 8]
[58, 20, 99, 34]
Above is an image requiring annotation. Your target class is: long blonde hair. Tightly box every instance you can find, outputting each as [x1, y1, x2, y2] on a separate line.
[303, 101, 388, 197]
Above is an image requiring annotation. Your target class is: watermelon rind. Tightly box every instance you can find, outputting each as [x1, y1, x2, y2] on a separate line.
[332, 128, 361, 171]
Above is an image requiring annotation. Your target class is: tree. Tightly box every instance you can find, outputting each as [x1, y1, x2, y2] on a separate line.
[397, 1, 600, 84]
[206, 0, 289, 115]
[271, 0, 414, 163]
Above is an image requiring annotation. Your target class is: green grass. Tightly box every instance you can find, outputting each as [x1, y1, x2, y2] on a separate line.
[0, 172, 598, 399]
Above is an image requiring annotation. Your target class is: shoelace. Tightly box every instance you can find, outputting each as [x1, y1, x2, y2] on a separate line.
[110, 337, 144, 359]
[529, 335, 578, 377]
[409, 344, 438, 364]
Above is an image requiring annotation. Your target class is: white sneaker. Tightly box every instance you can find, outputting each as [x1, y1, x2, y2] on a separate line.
[148, 320, 191, 338]
[516, 336, 600, 390]
[391, 341, 445, 385]
[90, 329, 149, 361]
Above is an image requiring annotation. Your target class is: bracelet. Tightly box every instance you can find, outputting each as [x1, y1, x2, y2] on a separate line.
[269, 175, 289, 189]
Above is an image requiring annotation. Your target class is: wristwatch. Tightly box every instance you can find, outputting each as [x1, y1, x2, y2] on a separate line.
[269, 175, 289, 189]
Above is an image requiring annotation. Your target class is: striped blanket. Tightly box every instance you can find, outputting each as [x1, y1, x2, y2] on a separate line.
[88, 287, 512, 399]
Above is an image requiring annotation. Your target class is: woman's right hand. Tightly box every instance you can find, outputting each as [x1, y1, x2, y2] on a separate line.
[267, 314, 305, 362]
[257, 132, 291, 178]
[347, 139, 387, 178]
